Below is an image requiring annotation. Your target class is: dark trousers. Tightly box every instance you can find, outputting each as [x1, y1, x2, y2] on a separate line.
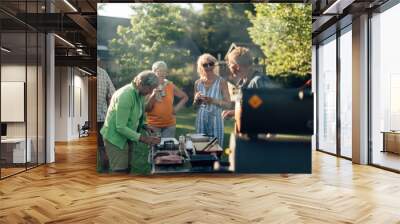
[97, 122, 109, 171]
[97, 122, 105, 147]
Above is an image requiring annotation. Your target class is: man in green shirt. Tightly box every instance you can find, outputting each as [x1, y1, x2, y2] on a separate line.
[101, 70, 161, 172]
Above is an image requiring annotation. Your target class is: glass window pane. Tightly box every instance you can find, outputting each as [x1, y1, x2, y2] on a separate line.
[371, 3, 400, 171]
[38, 33, 45, 165]
[0, 0, 46, 179]
[27, 31, 38, 169]
[318, 35, 337, 154]
[340, 27, 352, 158]
[1, 31, 27, 177]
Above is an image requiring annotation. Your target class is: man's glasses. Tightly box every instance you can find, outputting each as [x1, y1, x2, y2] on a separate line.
[202, 62, 215, 68]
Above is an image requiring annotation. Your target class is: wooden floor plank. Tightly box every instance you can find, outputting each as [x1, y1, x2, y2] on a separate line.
[0, 135, 400, 223]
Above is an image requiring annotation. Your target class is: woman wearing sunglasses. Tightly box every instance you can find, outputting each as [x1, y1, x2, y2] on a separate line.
[193, 53, 231, 147]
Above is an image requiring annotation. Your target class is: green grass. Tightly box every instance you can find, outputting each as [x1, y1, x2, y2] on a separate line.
[131, 107, 234, 175]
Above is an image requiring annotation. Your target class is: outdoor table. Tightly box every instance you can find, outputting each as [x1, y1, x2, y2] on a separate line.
[149, 136, 232, 174]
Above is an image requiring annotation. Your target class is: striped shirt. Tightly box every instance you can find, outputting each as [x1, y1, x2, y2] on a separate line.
[97, 66, 116, 122]
[195, 77, 225, 146]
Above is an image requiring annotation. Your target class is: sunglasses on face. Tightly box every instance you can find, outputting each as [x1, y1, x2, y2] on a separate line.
[202, 62, 215, 68]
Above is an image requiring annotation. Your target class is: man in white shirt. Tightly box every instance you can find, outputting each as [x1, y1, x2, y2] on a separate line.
[97, 57, 115, 171]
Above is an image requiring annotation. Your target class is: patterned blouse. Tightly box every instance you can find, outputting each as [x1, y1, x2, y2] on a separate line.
[195, 77, 225, 147]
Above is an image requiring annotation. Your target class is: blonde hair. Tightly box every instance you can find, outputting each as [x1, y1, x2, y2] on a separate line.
[227, 47, 253, 66]
[196, 53, 217, 78]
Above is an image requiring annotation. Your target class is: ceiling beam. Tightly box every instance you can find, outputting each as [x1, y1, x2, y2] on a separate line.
[67, 13, 96, 40]
[322, 0, 356, 14]
[55, 55, 96, 71]
[312, 15, 335, 33]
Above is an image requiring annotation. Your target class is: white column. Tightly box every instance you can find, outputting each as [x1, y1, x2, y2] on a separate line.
[352, 14, 369, 164]
[55, 67, 74, 141]
[46, 32, 55, 163]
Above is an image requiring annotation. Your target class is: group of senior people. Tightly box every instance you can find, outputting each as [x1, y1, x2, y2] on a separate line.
[100, 47, 270, 172]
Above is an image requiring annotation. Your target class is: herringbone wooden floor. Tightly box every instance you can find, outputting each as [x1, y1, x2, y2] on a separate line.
[1, 135, 400, 224]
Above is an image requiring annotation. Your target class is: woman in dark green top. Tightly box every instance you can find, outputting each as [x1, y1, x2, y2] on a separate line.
[101, 70, 161, 172]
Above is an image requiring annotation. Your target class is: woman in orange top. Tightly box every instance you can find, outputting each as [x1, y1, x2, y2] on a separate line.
[146, 61, 188, 138]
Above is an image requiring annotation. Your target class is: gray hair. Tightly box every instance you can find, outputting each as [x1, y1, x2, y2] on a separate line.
[152, 61, 168, 72]
[133, 70, 159, 87]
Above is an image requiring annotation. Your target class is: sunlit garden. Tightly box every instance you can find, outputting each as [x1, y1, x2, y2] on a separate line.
[97, 3, 312, 174]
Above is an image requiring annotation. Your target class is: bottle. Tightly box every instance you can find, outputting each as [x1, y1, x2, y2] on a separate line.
[185, 134, 194, 154]
[179, 135, 185, 151]
[186, 139, 193, 154]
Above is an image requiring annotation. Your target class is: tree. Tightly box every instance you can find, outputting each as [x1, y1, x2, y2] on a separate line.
[109, 4, 190, 86]
[248, 4, 312, 76]
[197, 3, 255, 58]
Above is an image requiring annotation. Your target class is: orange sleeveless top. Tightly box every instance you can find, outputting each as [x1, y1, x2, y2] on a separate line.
[147, 82, 176, 127]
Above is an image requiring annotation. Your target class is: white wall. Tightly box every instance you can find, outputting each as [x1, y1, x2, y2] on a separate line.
[1, 64, 46, 164]
[70, 72, 89, 139]
[55, 67, 69, 141]
[55, 67, 89, 141]
[1, 65, 38, 138]
[1, 65, 26, 81]
[1, 65, 26, 140]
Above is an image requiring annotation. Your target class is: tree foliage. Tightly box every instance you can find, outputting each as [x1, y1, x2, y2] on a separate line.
[196, 4, 255, 58]
[109, 4, 190, 85]
[248, 4, 312, 76]
[107, 3, 311, 87]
